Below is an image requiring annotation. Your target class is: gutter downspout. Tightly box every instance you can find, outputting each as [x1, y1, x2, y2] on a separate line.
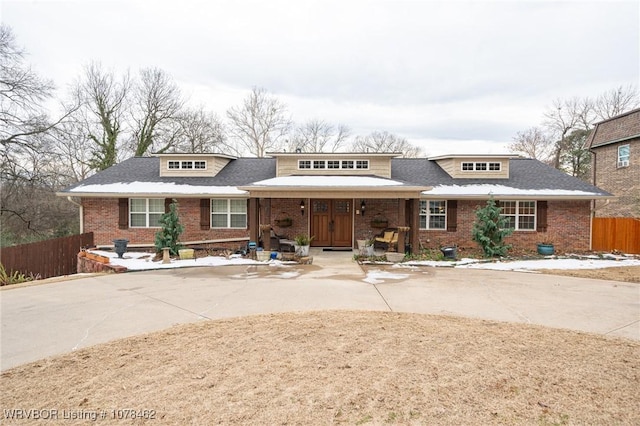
[66, 196, 83, 234]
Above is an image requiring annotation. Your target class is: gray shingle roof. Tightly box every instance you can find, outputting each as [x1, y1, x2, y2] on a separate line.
[60, 156, 610, 197]
[61, 157, 276, 192]
[392, 158, 610, 195]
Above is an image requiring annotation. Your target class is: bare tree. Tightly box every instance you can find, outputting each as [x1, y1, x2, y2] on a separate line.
[350, 131, 423, 157]
[286, 119, 350, 153]
[226, 87, 291, 157]
[543, 97, 592, 169]
[0, 25, 81, 245]
[74, 62, 130, 170]
[508, 127, 554, 163]
[592, 84, 639, 121]
[130, 67, 184, 156]
[0, 24, 57, 148]
[173, 107, 229, 153]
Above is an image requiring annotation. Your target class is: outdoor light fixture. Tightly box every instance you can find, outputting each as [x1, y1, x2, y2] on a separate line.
[300, 200, 305, 215]
[360, 200, 366, 216]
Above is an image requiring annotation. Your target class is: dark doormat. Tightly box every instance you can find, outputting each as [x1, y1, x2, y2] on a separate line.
[322, 247, 353, 252]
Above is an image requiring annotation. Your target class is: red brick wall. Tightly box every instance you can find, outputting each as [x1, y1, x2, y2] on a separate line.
[591, 140, 640, 217]
[83, 198, 249, 247]
[419, 200, 592, 253]
[85, 197, 593, 252]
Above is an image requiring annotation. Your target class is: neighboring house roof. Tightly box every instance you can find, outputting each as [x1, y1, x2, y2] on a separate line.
[59, 156, 611, 199]
[584, 107, 640, 149]
[392, 158, 611, 199]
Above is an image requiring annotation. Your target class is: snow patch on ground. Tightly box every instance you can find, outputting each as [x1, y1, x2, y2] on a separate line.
[363, 269, 410, 284]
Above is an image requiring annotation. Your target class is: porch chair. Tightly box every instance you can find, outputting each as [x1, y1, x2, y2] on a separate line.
[374, 228, 398, 251]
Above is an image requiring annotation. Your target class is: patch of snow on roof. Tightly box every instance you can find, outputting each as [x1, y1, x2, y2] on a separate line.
[251, 176, 406, 187]
[423, 184, 601, 196]
[69, 182, 247, 195]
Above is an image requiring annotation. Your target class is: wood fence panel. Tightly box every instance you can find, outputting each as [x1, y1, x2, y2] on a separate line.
[0, 233, 94, 279]
[592, 218, 640, 254]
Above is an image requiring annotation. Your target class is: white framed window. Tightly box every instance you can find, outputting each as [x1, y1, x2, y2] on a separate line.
[211, 199, 247, 228]
[419, 200, 447, 230]
[499, 200, 536, 231]
[461, 162, 501, 171]
[168, 160, 206, 170]
[618, 144, 630, 168]
[130, 198, 164, 228]
[298, 159, 369, 169]
[462, 162, 474, 171]
[298, 160, 311, 169]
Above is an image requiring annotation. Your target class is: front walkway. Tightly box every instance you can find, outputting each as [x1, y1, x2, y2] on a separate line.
[1, 253, 638, 371]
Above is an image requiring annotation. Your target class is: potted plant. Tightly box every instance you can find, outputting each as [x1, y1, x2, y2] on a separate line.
[537, 242, 555, 255]
[294, 234, 314, 257]
[370, 216, 389, 228]
[275, 217, 293, 228]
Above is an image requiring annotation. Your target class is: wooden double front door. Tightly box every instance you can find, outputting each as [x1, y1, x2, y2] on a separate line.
[310, 199, 353, 247]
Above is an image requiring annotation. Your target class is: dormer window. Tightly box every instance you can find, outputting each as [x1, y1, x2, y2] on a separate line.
[167, 160, 207, 170]
[297, 158, 370, 170]
[461, 161, 501, 172]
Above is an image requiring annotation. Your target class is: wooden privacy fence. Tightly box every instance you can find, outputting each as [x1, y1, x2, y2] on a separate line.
[592, 218, 640, 254]
[0, 232, 94, 280]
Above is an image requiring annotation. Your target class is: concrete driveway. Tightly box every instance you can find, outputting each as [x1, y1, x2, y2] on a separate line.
[2, 250, 639, 371]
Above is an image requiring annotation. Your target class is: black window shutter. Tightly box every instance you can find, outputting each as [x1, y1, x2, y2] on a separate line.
[446, 200, 457, 232]
[200, 199, 210, 230]
[118, 198, 128, 229]
[537, 201, 548, 232]
[164, 198, 172, 213]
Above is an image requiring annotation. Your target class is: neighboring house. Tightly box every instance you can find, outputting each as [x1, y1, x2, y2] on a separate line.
[585, 107, 640, 217]
[58, 152, 610, 254]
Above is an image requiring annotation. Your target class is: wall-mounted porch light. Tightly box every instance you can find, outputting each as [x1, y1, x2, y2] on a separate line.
[300, 200, 305, 216]
[360, 200, 366, 216]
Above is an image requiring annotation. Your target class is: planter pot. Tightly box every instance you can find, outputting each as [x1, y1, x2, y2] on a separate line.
[295, 245, 310, 257]
[440, 246, 457, 259]
[178, 249, 194, 260]
[113, 239, 129, 258]
[386, 252, 405, 262]
[362, 245, 374, 256]
[256, 251, 270, 261]
[537, 243, 555, 255]
[356, 239, 367, 250]
[275, 218, 293, 227]
[371, 220, 389, 229]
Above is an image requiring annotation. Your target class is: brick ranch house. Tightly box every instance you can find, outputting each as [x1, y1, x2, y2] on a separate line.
[585, 107, 640, 218]
[58, 152, 611, 254]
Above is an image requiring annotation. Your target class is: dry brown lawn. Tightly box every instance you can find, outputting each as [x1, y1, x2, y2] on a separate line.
[2, 311, 638, 425]
[542, 265, 640, 283]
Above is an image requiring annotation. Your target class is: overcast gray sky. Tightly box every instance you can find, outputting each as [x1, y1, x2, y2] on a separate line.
[3, 0, 639, 155]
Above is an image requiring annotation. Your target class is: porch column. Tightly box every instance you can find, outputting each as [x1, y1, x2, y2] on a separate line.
[262, 198, 271, 251]
[410, 199, 420, 255]
[397, 199, 406, 253]
[249, 198, 259, 245]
